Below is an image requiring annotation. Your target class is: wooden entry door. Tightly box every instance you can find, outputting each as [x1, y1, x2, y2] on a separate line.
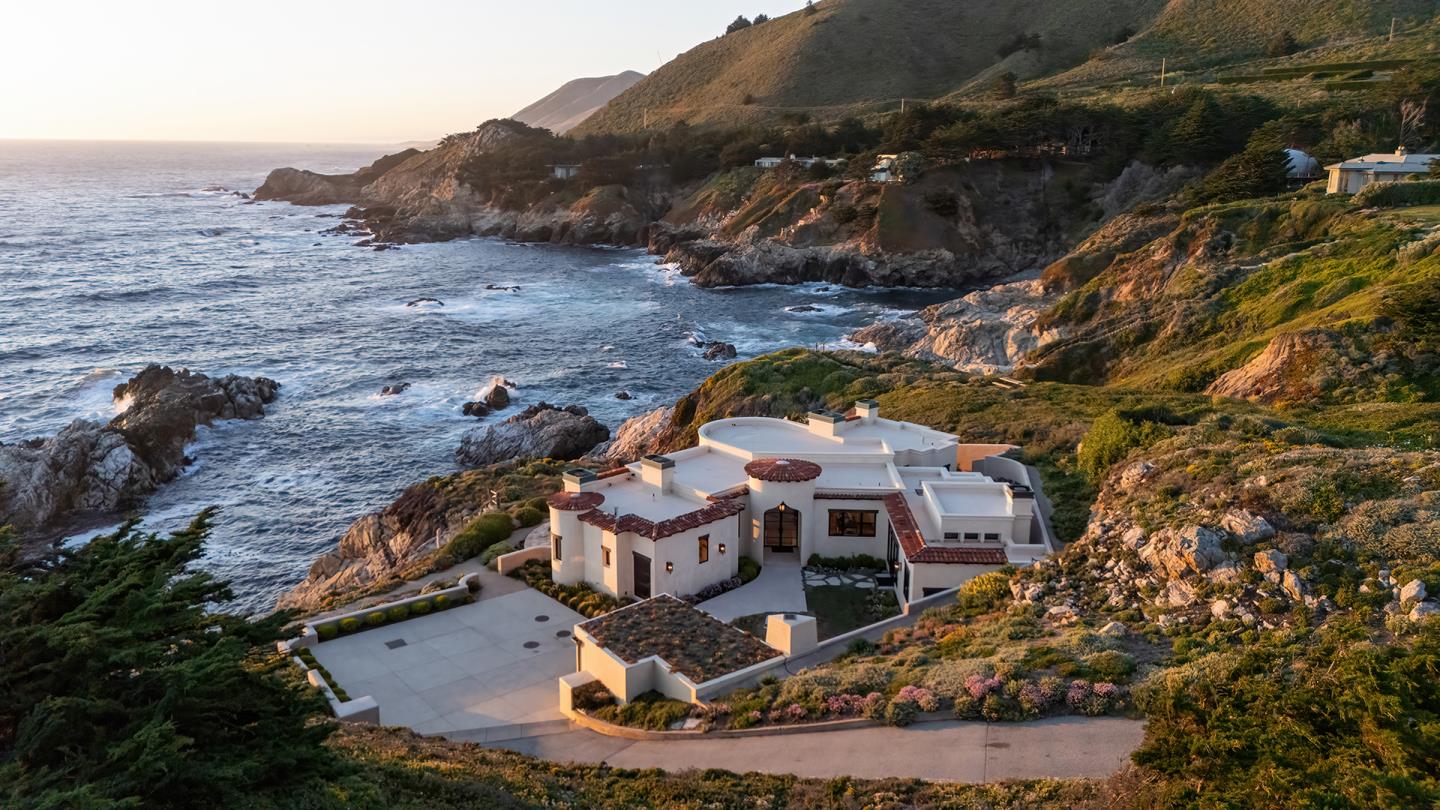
[763, 504, 800, 553]
[632, 552, 652, 599]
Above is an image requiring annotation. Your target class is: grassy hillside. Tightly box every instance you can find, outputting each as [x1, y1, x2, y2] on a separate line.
[576, 0, 1168, 133]
[578, 0, 1439, 134]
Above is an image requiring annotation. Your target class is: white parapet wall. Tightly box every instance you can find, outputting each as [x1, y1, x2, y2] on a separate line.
[766, 613, 818, 657]
[496, 544, 550, 574]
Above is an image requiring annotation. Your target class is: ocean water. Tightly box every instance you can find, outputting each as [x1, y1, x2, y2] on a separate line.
[0, 140, 954, 613]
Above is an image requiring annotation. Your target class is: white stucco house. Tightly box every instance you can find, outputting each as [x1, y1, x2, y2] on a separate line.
[754, 155, 846, 170]
[545, 401, 1054, 608]
[1326, 147, 1438, 194]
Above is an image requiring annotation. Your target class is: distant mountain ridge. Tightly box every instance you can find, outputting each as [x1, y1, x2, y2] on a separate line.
[512, 71, 646, 134]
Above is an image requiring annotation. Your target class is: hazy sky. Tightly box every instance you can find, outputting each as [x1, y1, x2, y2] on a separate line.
[4, 0, 808, 144]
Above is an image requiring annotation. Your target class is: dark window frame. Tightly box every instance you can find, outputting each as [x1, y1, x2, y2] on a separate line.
[603, 546, 612, 567]
[552, 533, 562, 560]
[698, 534, 710, 564]
[828, 509, 878, 537]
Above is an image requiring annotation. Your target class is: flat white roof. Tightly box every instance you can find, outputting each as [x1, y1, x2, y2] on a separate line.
[842, 419, 955, 452]
[815, 462, 904, 491]
[669, 448, 749, 494]
[924, 481, 1012, 517]
[702, 419, 856, 455]
[596, 479, 703, 522]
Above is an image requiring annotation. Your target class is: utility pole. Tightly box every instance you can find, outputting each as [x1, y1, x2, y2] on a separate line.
[900, 98, 907, 114]
[1389, 16, 1397, 42]
[1159, 58, 1167, 88]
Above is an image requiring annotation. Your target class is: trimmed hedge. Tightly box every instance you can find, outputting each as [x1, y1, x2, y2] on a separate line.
[312, 589, 472, 641]
[807, 553, 886, 571]
[1352, 179, 1440, 209]
[513, 506, 546, 528]
[510, 560, 628, 618]
[739, 556, 762, 584]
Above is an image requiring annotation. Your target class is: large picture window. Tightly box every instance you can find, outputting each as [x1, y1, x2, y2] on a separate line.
[828, 509, 878, 537]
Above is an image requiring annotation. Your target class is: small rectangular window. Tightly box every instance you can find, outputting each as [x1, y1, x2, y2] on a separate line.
[828, 509, 878, 537]
[963, 532, 980, 541]
[984, 532, 1001, 542]
[552, 534, 562, 561]
[943, 532, 959, 540]
[603, 546, 612, 567]
[699, 534, 710, 564]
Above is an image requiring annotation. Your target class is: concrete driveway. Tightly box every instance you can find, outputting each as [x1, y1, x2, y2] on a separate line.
[310, 587, 584, 735]
[489, 715, 1146, 782]
[701, 555, 807, 622]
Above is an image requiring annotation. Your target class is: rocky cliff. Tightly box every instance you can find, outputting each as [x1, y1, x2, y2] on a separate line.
[455, 403, 610, 467]
[0, 365, 279, 546]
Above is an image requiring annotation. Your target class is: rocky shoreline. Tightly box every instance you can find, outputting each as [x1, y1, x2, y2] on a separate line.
[0, 365, 279, 550]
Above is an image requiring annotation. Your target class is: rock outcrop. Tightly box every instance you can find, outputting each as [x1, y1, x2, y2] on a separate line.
[591, 406, 673, 464]
[1205, 329, 1382, 405]
[254, 149, 420, 206]
[277, 481, 451, 613]
[0, 365, 279, 541]
[455, 403, 610, 467]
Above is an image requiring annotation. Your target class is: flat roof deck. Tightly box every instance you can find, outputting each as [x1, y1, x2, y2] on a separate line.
[597, 480, 705, 522]
[927, 483, 1011, 517]
[815, 462, 904, 491]
[670, 448, 749, 495]
[702, 419, 855, 455]
[842, 420, 956, 452]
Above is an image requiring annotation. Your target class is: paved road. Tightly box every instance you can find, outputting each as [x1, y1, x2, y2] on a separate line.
[473, 716, 1145, 782]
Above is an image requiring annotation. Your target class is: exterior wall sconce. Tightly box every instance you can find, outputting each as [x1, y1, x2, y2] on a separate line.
[718, 543, 727, 554]
[665, 562, 674, 573]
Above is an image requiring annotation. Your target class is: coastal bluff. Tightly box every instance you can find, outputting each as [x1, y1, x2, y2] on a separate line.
[0, 365, 279, 547]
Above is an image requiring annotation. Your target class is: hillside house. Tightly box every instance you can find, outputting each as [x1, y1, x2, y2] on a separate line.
[870, 154, 903, 183]
[546, 402, 1054, 608]
[755, 155, 846, 170]
[550, 164, 581, 180]
[1326, 147, 1438, 194]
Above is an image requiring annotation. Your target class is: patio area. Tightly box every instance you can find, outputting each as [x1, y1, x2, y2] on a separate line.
[309, 585, 585, 736]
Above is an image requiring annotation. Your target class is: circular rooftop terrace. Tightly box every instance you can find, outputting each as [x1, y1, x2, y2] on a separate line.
[547, 491, 606, 511]
[744, 458, 823, 483]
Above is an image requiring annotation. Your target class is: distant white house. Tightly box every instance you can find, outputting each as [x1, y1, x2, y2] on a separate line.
[550, 164, 582, 180]
[546, 401, 1053, 609]
[754, 154, 846, 170]
[1326, 147, 1438, 194]
[870, 153, 901, 183]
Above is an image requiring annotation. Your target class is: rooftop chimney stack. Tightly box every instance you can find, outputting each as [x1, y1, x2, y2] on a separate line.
[854, 400, 880, 421]
[640, 455, 676, 491]
[806, 410, 842, 438]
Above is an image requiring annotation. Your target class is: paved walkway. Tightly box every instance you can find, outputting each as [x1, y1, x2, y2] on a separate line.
[482, 716, 1145, 782]
[311, 586, 583, 735]
[700, 555, 807, 622]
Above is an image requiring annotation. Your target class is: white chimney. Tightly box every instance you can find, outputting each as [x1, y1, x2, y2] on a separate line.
[640, 455, 675, 491]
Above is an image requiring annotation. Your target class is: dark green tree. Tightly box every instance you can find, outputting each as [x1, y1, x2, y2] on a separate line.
[1167, 94, 1227, 164]
[726, 15, 752, 34]
[754, 13, 769, 24]
[0, 513, 340, 808]
[1192, 128, 1291, 204]
[804, 0, 818, 16]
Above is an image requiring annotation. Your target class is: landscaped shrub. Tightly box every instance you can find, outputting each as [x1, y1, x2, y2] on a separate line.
[315, 623, 338, 641]
[364, 611, 386, 627]
[807, 553, 886, 571]
[410, 599, 433, 616]
[433, 594, 453, 610]
[593, 691, 692, 731]
[572, 680, 616, 712]
[738, 556, 761, 583]
[479, 540, 513, 566]
[513, 506, 546, 528]
[847, 638, 877, 656]
[957, 570, 1012, 612]
[444, 512, 517, 561]
[1083, 650, 1137, 682]
[385, 604, 409, 623]
[338, 617, 361, 634]
[884, 698, 918, 726]
[684, 576, 744, 604]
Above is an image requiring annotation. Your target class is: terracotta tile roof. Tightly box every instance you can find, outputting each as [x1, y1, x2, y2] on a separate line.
[744, 457, 823, 482]
[596, 468, 631, 480]
[578, 497, 745, 541]
[547, 491, 606, 512]
[882, 493, 1008, 566]
[708, 484, 750, 502]
[578, 595, 779, 683]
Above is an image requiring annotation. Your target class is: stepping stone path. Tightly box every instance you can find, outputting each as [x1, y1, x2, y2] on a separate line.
[803, 567, 882, 590]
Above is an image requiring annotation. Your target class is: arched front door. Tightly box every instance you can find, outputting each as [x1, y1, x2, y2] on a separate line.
[763, 503, 800, 553]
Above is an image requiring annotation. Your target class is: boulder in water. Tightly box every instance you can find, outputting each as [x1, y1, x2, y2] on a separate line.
[455, 402, 610, 467]
[379, 383, 411, 396]
[702, 342, 738, 361]
[483, 384, 511, 410]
